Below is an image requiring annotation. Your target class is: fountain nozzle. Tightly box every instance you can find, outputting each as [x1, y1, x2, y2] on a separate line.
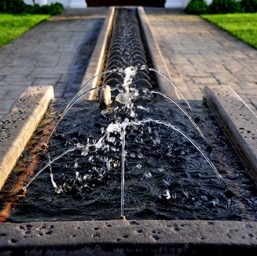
[120, 215, 126, 221]
[99, 85, 111, 110]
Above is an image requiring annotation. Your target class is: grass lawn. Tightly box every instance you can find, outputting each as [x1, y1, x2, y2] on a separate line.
[201, 13, 257, 50]
[0, 14, 50, 48]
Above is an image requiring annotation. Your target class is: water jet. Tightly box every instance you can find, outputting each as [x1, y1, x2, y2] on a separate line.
[1, 7, 257, 255]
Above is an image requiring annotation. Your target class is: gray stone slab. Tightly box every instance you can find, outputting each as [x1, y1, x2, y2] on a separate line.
[0, 86, 54, 190]
[204, 85, 257, 182]
[0, 220, 257, 255]
[80, 7, 115, 100]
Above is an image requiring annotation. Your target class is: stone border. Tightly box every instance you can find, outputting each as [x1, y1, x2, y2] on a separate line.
[0, 86, 54, 189]
[204, 85, 257, 182]
[138, 7, 179, 99]
[80, 7, 115, 100]
[0, 220, 257, 254]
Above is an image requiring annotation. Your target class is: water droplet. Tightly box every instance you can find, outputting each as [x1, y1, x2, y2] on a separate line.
[143, 171, 152, 179]
[209, 198, 219, 207]
[162, 189, 171, 200]
[136, 164, 142, 169]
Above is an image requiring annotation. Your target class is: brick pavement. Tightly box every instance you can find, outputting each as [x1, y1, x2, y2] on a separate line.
[0, 9, 107, 119]
[1, 8, 257, 119]
[145, 9, 257, 114]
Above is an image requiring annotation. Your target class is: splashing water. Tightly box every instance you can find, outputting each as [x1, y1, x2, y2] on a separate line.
[47, 71, 113, 142]
[12, 65, 241, 221]
[120, 121, 127, 218]
[129, 118, 221, 179]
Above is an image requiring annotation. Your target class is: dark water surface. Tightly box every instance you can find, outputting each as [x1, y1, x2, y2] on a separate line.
[2, 96, 257, 222]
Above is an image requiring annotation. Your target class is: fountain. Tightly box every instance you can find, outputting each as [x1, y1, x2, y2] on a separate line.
[1, 6, 257, 255]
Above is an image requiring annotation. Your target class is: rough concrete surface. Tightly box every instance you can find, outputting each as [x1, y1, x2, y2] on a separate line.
[0, 220, 257, 255]
[204, 85, 257, 182]
[0, 86, 54, 189]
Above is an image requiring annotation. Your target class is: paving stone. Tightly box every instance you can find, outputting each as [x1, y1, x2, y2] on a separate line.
[0, 100, 16, 115]
[146, 11, 257, 115]
[54, 82, 68, 98]
[0, 11, 106, 116]
[32, 78, 59, 87]
[2, 87, 27, 101]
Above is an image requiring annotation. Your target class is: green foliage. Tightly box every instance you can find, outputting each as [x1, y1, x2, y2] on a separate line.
[184, 0, 209, 14]
[208, 0, 241, 14]
[26, 3, 64, 16]
[43, 3, 64, 16]
[201, 13, 257, 49]
[0, 0, 26, 14]
[240, 0, 257, 13]
[0, 1, 64, 16]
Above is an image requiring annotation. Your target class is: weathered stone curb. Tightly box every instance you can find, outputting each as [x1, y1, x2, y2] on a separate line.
[204, 85, 257, 182]
[0, 220, 257, 254]
[138, 7, 179, 100]
[80, 7, 115, 100]
[0, 86, 54, 190]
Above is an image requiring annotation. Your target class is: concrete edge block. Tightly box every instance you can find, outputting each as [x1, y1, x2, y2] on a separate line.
[203, 85, 257, 182]
[80, 7, 115, 100]
[0, 220, 257, 254]
[138, 7, 179, 100]
[0, 86, 54, 190]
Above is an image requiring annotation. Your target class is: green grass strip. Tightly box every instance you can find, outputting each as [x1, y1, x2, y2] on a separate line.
[0, 14, 50, 48]
[201, 13, 257, 50]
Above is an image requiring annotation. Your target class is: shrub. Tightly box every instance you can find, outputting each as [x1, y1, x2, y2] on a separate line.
[43, 3, 64, 16]
[0, 0, 26, 14]
[240, 0, 257, 13]
[184, 0, 209, 14]
[208, 0, 241, 14]
[25, 4, 41, 14]
[26, 3, 64, 16]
